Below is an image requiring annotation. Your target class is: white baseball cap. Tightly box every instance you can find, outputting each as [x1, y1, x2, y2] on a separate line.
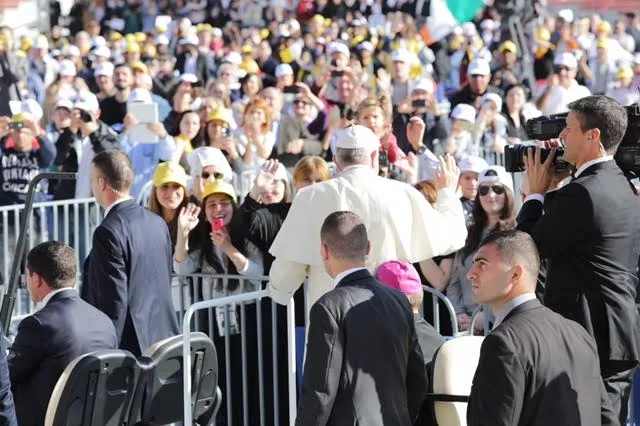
[411, 78, 434, 94]
[94, 62, 114, 77]
[127, 88, 153, 104]
[391, 48, 412, 63]
[54, 98, 74, 111]
[179, 34, 199, 46]
[328, 42, 350, 58]
[553, 52, 578, 69]
[12, 99, 44, 122]
[335, 125, 380, 153]
[187, 147, 233, 181]
[459, 156, 489, 174]
[94, 46, 111, 58]
[180, 73, 198, 83]
[478, 165, 514, 193]
[223, 52, 242, 65]
[34, 35, 49, 49]
[155, 35, 169, 45]
[73, 91, 100, 114]
[451, 104, 477, 123]
[58, 59, 77, 77]
[482, 92, 503, 112]
[275, 63, 293, 78]
[467, 59, 491, 76]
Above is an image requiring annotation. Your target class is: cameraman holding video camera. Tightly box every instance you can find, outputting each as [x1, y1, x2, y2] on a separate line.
[517, 95, 640, 424]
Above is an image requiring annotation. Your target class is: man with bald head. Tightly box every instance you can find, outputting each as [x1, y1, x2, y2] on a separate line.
[296, 211, 427, 426]
[467, 230, 615, 426]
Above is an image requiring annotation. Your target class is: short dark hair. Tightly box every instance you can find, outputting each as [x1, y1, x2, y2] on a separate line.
[479, 230, 540, 285]
[26, 241, 77, 289]
[92, 151, 134, 192]
[320, 211, 369, 261]
[567, 95, 628, 154]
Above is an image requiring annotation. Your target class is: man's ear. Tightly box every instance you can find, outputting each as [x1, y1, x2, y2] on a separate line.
[366, 240, 371, 256]
[510, 264, 524, 285]
[321, 243, 329, 262]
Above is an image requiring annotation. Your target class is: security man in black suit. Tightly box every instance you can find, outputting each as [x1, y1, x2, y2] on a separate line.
[517, 95, 640, 424]
[467, 230, 615, 426]
[82, 151, 179, 356]
[296, 211, 428, 426]
[9, 241, 117, 426]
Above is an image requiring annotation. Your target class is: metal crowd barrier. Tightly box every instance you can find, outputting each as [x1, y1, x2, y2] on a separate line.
[177, 274, 297, 426]
[0, 198, 102, 287]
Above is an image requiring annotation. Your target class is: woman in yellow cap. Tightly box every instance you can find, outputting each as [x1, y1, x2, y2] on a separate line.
[173, 177, 262, 425]
[607, 66, 640, 106]
[148, 162, 190, 249]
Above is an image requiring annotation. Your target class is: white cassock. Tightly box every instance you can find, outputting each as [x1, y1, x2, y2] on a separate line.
[268, 165, 468, 317]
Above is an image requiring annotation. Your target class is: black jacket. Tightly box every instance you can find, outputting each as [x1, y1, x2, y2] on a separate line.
[517, 160, 640, 364]
[82, 200, 180, 356]
[296, 269, 428, 426]
[8, 290, 117, 426]
[468, 299, 615, 426]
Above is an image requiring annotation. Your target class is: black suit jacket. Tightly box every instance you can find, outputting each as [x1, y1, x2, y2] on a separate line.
[0, 324, 16, 426]
[8, 290, 117, 426]
[82, 200, 180, 356]
[175, 52, 210, 85]
[517, 160, 640, 364]
[468, 299, 614, 426]
[296, 269, 428, 426]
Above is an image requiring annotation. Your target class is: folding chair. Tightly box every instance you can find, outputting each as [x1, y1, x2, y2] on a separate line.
[45, 350, 140, 426]
[129, 332, 221, 425]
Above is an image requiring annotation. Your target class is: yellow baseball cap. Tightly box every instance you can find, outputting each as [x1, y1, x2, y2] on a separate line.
[202, 178, 237, 202]
[135, 32, 147, 43]
[500, 40, 517, 54]
[207, 107, 232, 125]
[126, 43, 140, 54]
[153, 162, 188, 187]
[131, 60, 148, 74]
[617, 66, 633, 80]
[241, 44, 254, 54]
[109, 32, 123, 42]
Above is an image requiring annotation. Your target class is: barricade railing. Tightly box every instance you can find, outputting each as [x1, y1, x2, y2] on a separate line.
[0, 198, 102, 285]
[422, 285, 459, 336]
[178, 275, 297, 426]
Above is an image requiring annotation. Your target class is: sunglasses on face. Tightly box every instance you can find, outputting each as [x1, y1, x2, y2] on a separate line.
[201, 171, 224, 180]
[478, 185, 505, 196]
[294, 99, 309, 106]
[554, 66, 570, 73]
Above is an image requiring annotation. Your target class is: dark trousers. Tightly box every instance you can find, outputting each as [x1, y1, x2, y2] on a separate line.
[601, 361, 637, 425]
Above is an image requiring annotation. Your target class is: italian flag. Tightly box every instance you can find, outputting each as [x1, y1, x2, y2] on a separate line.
[420, 0, 486, 45]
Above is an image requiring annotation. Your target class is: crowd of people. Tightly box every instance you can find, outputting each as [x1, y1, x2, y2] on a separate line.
[0, 0, 639, 425]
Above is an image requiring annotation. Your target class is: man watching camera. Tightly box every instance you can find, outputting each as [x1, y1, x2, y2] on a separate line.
[517, 95, 640, 424]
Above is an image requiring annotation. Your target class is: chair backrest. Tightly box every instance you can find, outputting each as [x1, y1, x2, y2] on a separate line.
[45, 350, 140, 426]
[431, 336, 484, 426]
[132, 332, 219, 425]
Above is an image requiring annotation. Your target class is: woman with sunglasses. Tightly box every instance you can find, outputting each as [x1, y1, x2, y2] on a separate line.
[187, 146, 233, 203]
[446, 165, 516, 334]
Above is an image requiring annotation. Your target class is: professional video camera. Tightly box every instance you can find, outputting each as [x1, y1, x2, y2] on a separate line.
[504, 105, 640, 175]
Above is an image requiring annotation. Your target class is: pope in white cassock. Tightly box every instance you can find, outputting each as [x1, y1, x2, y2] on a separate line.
[268, 124, 468, 318]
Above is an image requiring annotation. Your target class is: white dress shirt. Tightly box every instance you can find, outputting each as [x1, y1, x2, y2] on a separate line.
[492, 292, 537, 330]
[103, 197, 131, 218]
[332, 267, 367, 289]
[523, 156, 613, 205]
[39, 287, 76, 309]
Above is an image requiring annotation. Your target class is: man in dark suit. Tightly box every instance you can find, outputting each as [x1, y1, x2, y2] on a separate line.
[517, 95, 640, 424]
[174, 36, 211, 85]
[296, 211, 428, 426]
[9, 241, 117, 426]
[467, 230, 615, 426]
[82, 151, 179, 356]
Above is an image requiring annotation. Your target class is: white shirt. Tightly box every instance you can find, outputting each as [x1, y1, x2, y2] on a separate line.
[183, 53, 198, 76]
[492, 292, 537, 330]
[523, 156, 613, 205]
[40, 288, 76, 309]
[103, 198, 131, 218]
[332, 267, 367, 289]
[542, 80, 592, 116]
